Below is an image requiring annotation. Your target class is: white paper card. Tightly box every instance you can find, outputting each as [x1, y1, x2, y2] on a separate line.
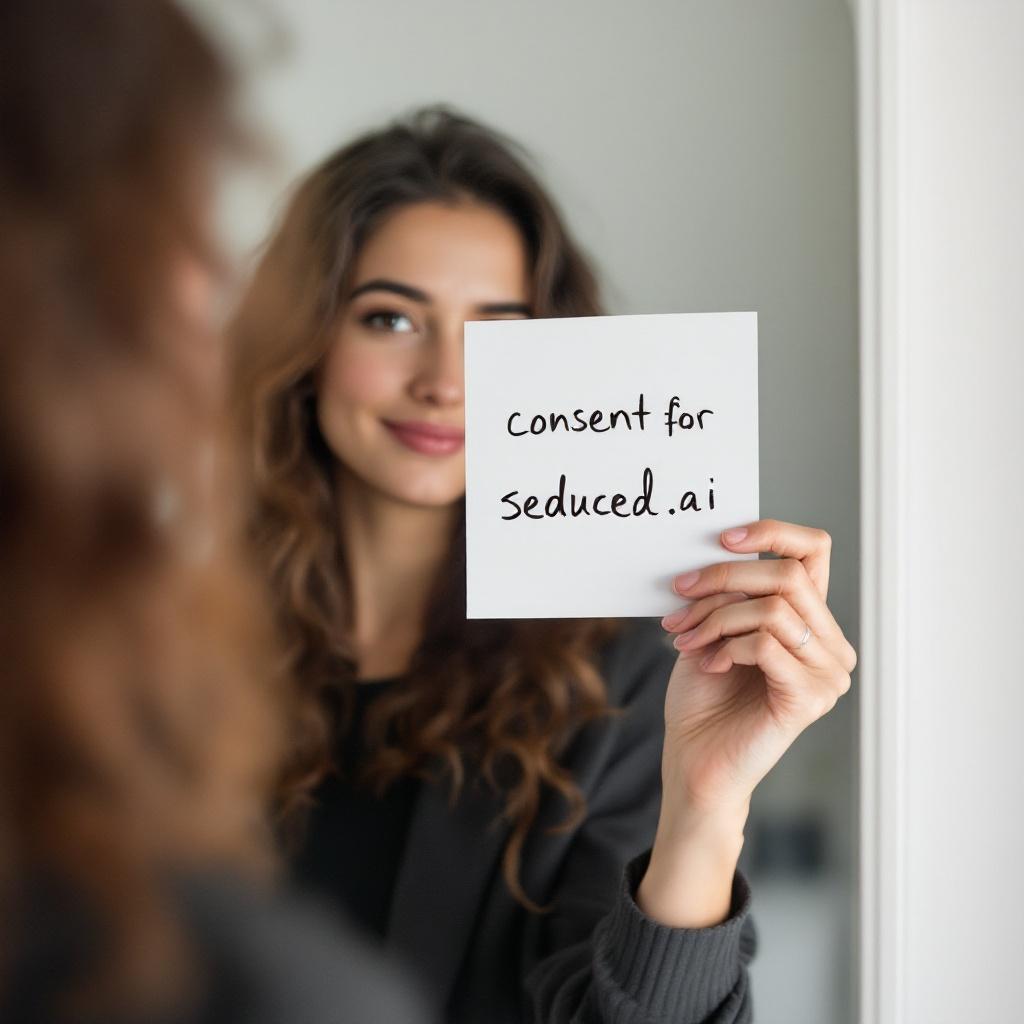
[464, 311, 759, 618]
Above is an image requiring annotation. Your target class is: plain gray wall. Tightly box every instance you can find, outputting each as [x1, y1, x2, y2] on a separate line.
[193, 2, 859, 1021]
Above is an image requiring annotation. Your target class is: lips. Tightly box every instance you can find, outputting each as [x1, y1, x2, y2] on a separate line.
[382, 419, 465, 456]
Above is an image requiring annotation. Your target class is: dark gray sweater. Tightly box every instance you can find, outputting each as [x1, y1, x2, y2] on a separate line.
[302, 618, 758, 1023]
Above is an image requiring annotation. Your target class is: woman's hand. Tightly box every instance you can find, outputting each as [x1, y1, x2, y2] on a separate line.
[636, 518, 857, 927]
[660, 517, 856, 815]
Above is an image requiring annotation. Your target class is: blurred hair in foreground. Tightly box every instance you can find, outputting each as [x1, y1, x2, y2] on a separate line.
[0, 0, 285, 1017]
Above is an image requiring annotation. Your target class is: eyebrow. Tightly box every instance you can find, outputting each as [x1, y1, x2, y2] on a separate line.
[349, 278, 428, 303]
[348, 278, 532, 316]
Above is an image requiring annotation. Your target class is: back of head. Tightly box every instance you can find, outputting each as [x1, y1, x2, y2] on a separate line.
[0, 0, 282, 1015]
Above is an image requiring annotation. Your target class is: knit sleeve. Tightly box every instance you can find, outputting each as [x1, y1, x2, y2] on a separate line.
[521, 621, 758, 1023]
[589, 850, 756, 1022]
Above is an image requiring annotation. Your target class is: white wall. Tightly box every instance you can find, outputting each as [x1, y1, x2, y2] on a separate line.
[904, 6, 1023, 1016]
[195, 3, 860, 1021]
[858, 1, 1024, 1020]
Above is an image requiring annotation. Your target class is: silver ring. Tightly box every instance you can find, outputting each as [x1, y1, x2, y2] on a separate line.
[795, 625, 812, 649]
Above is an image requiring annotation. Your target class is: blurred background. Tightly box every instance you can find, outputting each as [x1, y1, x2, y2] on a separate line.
[189, 2, 860, 1020]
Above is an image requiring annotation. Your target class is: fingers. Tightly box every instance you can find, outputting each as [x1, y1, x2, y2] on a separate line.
[660, 592, 747, 632]
[719, 518, 833, 599]
[672, 554, 848, 662]
[670, 595, 833, 671]
[666, 519, 857, 674]
[702, 631, 853, 722]
[700, 630, 804, 679]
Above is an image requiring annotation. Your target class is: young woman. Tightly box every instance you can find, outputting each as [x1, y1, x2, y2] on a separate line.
[0, 2, 426, 1021]
[230, 106, 858, 1024]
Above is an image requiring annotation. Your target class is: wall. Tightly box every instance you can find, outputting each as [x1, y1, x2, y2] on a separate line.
[857, 1, 1024, 1020]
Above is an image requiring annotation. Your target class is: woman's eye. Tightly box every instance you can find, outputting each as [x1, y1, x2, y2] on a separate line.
[361, 310, 415, 333]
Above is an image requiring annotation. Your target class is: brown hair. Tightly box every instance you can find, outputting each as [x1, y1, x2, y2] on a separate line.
[0, 0, 281, 1012]
[230, 106, 624, 909]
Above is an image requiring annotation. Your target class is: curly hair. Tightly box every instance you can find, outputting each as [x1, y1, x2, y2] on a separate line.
[229, 106, 625, 909]
[0, 0, 282, 1012]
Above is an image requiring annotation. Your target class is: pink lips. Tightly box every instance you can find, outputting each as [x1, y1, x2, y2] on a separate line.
[383, 419, 465, 456]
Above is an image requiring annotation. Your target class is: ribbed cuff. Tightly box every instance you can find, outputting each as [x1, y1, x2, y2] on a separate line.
[593, 848, 753, 1023]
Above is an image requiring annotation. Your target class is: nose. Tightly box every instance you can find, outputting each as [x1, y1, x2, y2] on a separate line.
[409, 320, 464, 407]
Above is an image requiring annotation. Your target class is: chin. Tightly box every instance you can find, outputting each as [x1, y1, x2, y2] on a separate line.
[392, 481, 465, 509]
[351, 462, 461, 509]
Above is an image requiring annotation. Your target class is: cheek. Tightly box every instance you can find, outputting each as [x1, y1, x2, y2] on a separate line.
[320, 344, 405, 410]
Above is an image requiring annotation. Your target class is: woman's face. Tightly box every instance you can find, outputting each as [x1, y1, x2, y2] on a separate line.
[317, 199, 531, 508]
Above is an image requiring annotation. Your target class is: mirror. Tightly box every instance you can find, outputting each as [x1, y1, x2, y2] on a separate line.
[195, 2, 860, 1021]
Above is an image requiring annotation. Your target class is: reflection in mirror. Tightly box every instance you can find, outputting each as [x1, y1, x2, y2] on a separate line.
[195, 2, 859, 1021]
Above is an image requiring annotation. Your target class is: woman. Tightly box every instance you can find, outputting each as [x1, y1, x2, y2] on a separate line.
[0, 2, 427, 1021]
[230, 106, 857, 1024]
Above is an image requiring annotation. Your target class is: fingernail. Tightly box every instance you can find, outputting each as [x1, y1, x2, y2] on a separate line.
[723, 527, 748, 545]
[674, 628, 699, 648]
[675, 570, 700, 593]
[662, 605, 693, 631]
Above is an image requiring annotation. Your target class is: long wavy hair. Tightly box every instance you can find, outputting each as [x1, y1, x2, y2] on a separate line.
[230, 107, 624, 909]
[0, 0, 282, 1013]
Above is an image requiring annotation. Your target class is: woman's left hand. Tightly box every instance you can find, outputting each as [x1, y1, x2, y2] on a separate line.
[658, 517, 858, 822]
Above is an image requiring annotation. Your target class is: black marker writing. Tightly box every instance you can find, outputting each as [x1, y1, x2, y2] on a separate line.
[500, 469, 717, 521]
[506, 393, 651, 437]
[664, 397, 714, 437]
